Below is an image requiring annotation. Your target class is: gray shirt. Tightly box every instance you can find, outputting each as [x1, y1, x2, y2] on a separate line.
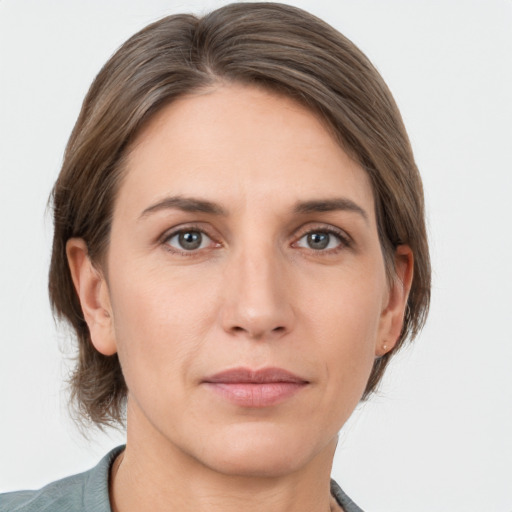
[0, 446, 363, 512]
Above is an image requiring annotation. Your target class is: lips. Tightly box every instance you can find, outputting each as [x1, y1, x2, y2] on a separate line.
[202, 367, 309, 407]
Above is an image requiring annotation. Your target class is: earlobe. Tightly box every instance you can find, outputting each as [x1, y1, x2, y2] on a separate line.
[66, 238, 117, 356]
[376, 245, 414, 357]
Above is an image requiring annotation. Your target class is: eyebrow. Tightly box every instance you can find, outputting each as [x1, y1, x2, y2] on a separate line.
[293, 198, 369, 223]
[139, 196, 227, 219]
[139, 195, 368, 223]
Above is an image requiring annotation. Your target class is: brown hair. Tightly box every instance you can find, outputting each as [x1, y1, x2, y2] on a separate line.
[49, 2, 430, 428]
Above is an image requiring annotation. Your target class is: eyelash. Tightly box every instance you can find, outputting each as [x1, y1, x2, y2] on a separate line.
[160, 224, 352, 256]
[161, 224, 220, 256]
[293, 226, 352, 254]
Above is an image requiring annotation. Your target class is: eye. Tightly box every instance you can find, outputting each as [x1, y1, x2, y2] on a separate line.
[294, 230, 347, 251]
[165, 229, 213, 252]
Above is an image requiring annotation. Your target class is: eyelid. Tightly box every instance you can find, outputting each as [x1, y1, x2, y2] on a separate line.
[158, 221, 352, 255]
[160, 223, 222, 254]
[291, 224, 353, 251]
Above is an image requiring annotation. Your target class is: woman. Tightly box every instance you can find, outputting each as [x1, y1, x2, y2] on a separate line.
[1, 3, 430, 511]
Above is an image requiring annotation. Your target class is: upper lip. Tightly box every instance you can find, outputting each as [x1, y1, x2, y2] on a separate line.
[203, 367, 309, 384]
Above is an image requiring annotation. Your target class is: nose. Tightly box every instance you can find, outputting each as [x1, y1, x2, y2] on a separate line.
[220, 244, 295, 341]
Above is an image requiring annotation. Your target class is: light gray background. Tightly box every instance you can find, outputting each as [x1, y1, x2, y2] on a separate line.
[1, 1, 511, 510]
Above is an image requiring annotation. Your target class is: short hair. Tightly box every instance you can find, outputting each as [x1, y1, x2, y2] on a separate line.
[49, 2, 430, 428]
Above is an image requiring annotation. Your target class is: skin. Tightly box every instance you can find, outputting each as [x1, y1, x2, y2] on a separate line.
[67, 84, 413, 512]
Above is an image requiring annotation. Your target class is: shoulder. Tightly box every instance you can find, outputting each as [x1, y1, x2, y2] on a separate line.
[0, 446, 124, 512]
[1, 473, 91, 512]
[330, 479, 364, 512]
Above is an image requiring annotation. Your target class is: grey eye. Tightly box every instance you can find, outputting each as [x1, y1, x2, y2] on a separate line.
[167, 230, 211, 251]
[307, 232, 330, 250]
[296, 231, 343, 251]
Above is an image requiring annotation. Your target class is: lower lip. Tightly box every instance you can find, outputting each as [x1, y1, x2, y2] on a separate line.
[204, 382, 307, 407]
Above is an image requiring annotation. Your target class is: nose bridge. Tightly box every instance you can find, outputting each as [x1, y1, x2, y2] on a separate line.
[221, 236, 293, 339]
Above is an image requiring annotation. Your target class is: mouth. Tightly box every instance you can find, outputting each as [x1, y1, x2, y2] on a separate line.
[202, 367, 309, 408]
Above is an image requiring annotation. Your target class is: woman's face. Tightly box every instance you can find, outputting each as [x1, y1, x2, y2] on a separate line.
[77, 84, 410, 477]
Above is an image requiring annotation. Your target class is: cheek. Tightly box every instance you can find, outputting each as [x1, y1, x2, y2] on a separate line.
[108, 263, 221, 396]
[303, 266, 385, 396]
[305, 260, 384, 342]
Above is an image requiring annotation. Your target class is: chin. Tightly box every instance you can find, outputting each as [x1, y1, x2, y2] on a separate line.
[191, 422, 330, 478]
[205, 448, 307, 479]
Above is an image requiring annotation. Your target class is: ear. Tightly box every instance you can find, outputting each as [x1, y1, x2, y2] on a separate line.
[66, 238, 117, 356]
[376, 245, 414, 357]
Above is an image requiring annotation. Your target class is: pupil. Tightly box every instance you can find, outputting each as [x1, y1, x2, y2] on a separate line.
[179, 231, 202, 250]
[307, 232, 329, 250]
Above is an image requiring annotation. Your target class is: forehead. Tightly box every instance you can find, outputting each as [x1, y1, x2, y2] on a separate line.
[116, 84, 375, 222]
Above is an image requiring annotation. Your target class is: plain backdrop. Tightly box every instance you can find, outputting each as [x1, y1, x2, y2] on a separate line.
[0, 1, 511, 511]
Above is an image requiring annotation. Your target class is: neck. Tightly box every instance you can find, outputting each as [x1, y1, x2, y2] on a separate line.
[111, 403, 340, 512]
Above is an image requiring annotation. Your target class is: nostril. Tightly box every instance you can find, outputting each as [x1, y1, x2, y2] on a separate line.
[229, 324, 286, 337]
